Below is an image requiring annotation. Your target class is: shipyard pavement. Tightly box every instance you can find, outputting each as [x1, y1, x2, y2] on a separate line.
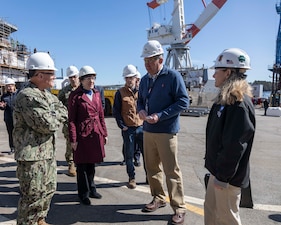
[0, 108, 281, 225]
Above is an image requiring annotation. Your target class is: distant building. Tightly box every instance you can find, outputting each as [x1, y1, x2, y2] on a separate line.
[0, 18, 30, 94]
[252, 84, 263, 98]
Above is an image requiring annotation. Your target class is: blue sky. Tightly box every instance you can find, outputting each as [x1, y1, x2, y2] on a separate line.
[0, 0, 278, 85]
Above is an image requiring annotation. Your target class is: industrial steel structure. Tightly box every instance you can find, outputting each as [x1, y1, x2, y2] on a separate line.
[145, 0, 228, 109]
[270, 1, 281, 106]
[146, 0, 226, 68]
[0, 18, 30, 93]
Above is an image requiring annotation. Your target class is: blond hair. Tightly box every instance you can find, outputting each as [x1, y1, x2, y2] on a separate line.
[215, 70, 253, 105]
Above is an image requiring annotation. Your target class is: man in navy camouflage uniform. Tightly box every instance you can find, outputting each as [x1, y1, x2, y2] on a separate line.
[13, 52, 68, 225]
[58, 65, 80, 176]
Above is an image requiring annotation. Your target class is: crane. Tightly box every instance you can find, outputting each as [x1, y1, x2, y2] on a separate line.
[146, 0, 227, 84]
[270, 0, 281, 107]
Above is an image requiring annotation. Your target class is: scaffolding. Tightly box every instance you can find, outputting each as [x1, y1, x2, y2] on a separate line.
[0, 18, 30, 87]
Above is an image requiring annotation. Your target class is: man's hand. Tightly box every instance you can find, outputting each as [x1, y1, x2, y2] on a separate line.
[138, 110, 148, 120]
[122, 126, 128, 131]
[0, 101, 7, 108]
[145, 113, 159, 124]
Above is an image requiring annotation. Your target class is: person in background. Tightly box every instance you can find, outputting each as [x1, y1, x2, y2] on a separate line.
[94, 85, 105, 110]
[137, 40, 189, 225]
[13, 52, 68, 225]
[0, 78, 18, 154]
[263, 98, 269, 116]
[120, 70, 143, 167]
[113, 65, 144, 189]
[68, 65, 107, 205]
[204, 48, 256, 225]
[58, 65, 80, 176]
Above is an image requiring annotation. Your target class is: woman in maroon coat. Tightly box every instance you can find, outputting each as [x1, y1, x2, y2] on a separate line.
[68, 65, 107, 205]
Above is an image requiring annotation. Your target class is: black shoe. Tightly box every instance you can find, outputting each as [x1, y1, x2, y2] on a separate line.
[120, 160, 125, 166]
[80, 197, 91, 205]
[90, 192, 102, 199]
[134, 161, 141, 167]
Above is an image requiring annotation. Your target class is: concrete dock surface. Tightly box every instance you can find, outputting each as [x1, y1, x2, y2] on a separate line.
[0, 108, 281, 225]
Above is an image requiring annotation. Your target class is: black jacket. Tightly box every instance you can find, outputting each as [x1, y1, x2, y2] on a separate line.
[0, 90, 18, 123]
[205, 95, 255, 188]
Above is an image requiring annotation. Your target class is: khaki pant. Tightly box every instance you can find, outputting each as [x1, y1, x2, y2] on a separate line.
[204, 174, 242, 225]
[62, 124, 74, 165]
[143, 131, 186, 214]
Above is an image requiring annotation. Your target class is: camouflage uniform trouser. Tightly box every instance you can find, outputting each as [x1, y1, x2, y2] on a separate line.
[62, 123, 74, 165]
[16, 158, 56, 225]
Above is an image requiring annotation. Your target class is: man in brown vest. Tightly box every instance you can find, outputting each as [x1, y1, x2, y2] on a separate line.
[113, 64, 144, 189]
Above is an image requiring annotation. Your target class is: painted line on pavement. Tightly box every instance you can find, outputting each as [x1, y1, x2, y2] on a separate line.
[1, 155, 281, 218]
[94, 176, 204, 215]
[0, 156, 15, 163]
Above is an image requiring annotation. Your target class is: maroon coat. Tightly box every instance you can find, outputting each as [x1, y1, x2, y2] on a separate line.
[68, 86, 107, 164]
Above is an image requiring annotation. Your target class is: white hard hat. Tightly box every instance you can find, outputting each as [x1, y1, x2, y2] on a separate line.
[5, 78, 15, 85]
[141, 40, 164, 58]
[66, 65, 79, 77]
[136, 71, 141, 79]
[27, 52, 57, 71]
[79, 65, 96, 78]
[212, 48, 251, 70]
[123, 65, 138, 78]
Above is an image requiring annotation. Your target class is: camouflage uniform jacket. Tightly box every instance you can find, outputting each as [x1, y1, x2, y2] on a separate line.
[13, 82, 68, 161]
[58, 84, 77, 107]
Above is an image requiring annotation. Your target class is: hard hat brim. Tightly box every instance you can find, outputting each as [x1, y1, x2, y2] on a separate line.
[123, 74, 137, 78]
[141, 53, 162, 58]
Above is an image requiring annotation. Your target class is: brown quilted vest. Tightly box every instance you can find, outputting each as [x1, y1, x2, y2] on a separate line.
[119, 87, 143, 127]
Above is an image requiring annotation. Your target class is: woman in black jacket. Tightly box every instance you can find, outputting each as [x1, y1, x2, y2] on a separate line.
[204, 48, 256, 225]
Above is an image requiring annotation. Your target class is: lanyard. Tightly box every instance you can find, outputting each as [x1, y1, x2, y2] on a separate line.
[145, 77, 157, 112]
[217, 105, 224, 117]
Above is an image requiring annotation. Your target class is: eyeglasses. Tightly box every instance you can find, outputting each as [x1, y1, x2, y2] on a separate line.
[69, 75, 79, 79]
[144, 55, 160, 63]
[215, 68, 227, 73]
[40, 72, 55, 76]
[83, 76, 96, 81]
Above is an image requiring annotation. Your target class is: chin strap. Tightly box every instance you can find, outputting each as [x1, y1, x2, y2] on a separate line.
[235, 68, 247, 79]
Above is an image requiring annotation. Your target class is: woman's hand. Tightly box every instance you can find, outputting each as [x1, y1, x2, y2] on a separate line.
[104, 137, 108, 145]
[71, 142, 78, 151]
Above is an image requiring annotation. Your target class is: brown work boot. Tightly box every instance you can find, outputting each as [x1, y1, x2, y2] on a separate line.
[172, 212, 186, 225]
[38, 218, 50, 225]
[128, 178, 136, 189]
[143, 198, 166, 212]
[68, 162, 76, 177]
